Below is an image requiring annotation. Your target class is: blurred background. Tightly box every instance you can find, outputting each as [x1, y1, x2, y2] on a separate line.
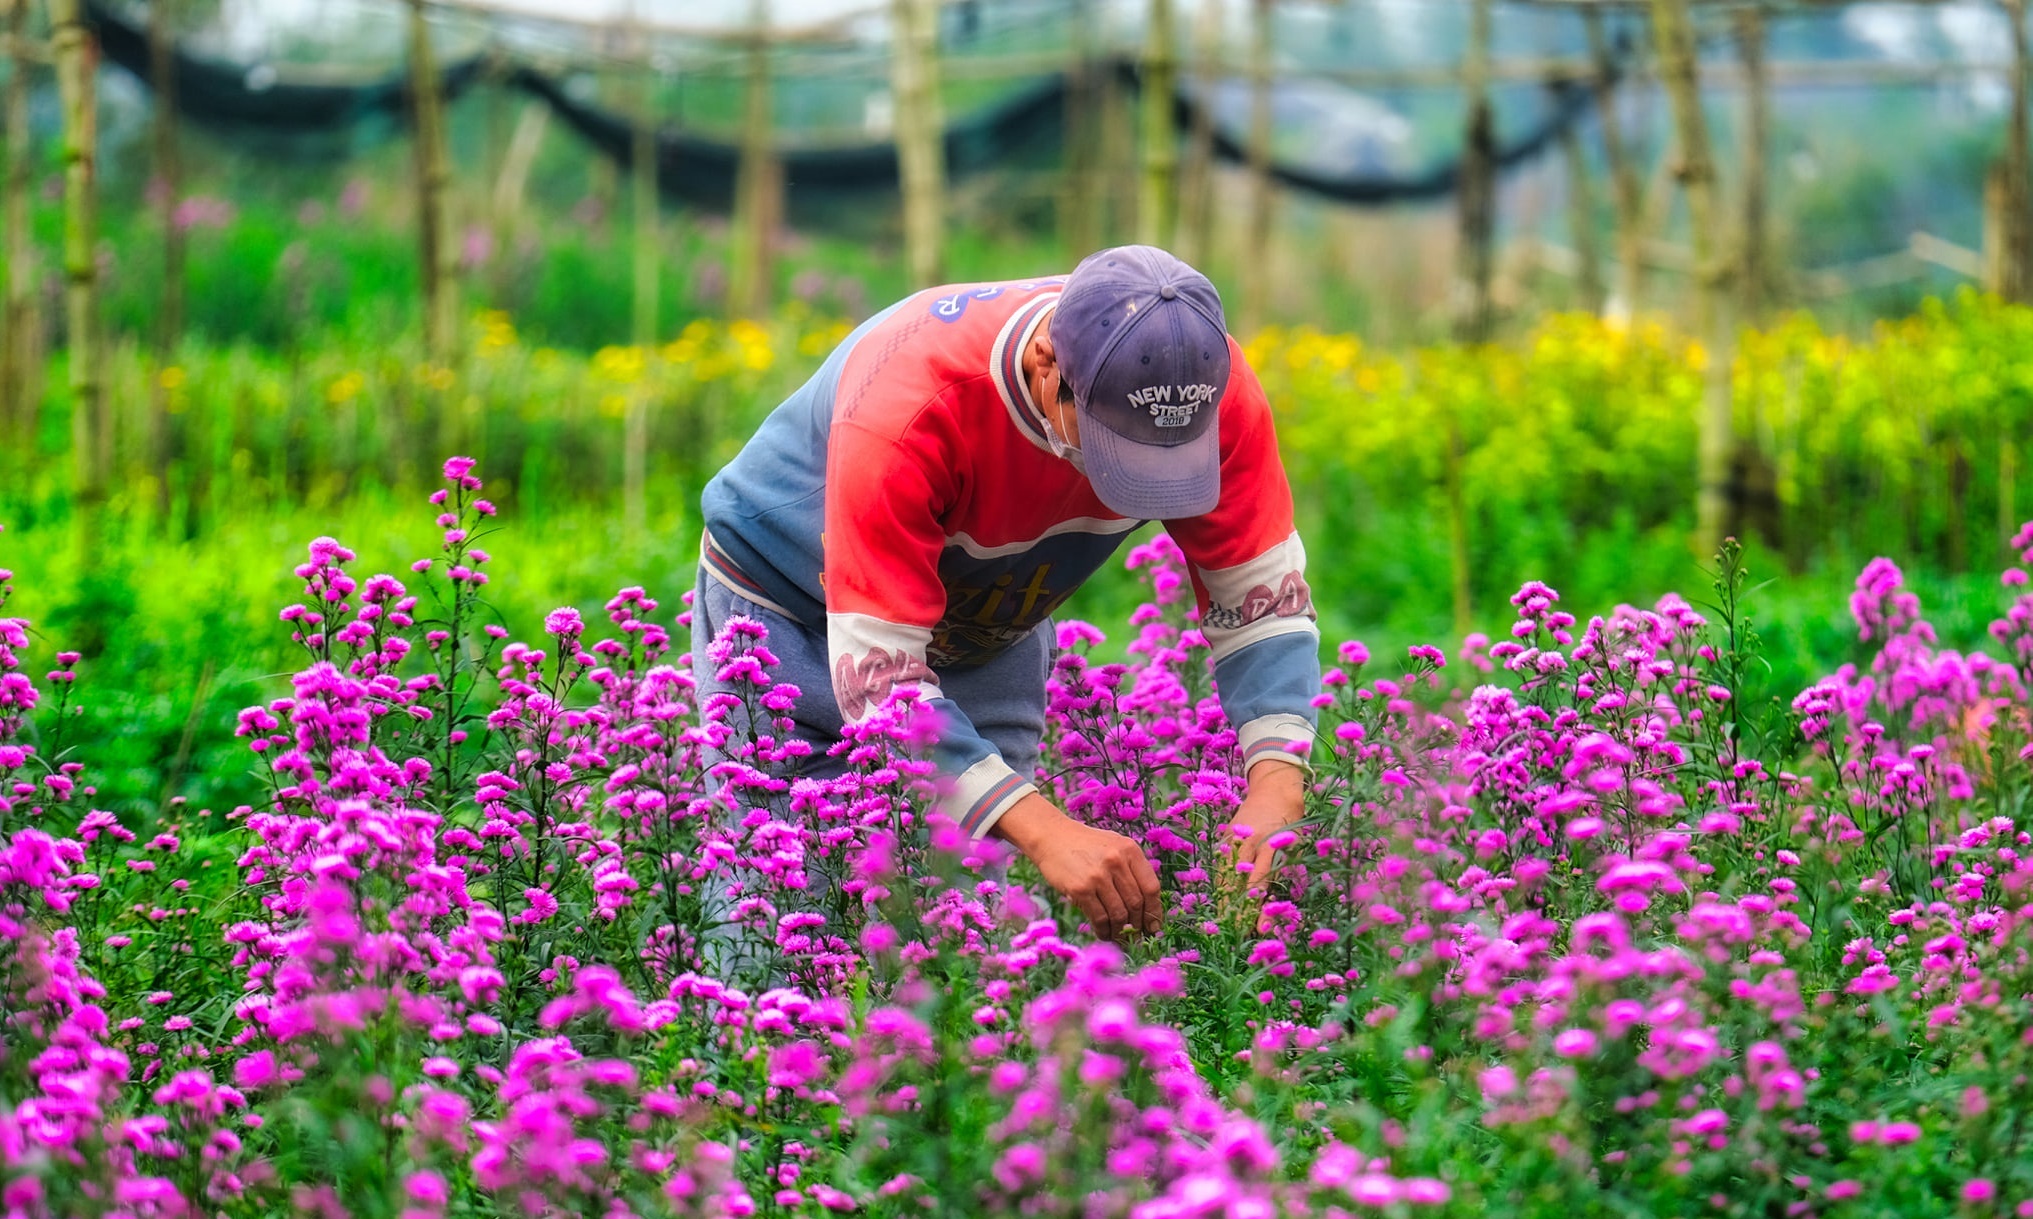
[2, 0, 2030, 814]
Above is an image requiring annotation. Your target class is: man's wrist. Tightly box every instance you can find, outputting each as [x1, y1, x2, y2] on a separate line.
[989, 791, 1069, 857]
[1247, 755, 1308, 792]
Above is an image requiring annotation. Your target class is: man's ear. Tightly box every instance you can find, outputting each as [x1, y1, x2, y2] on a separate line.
[1030, 327, 1059, 381]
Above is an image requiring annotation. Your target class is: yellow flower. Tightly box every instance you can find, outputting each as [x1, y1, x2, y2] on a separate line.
[413, 363, 456, 391]
[158, 365, 186, 390]
[593, 345, 646, 384]
[327, 371, 365, 406]
[477, 309, 518, 354]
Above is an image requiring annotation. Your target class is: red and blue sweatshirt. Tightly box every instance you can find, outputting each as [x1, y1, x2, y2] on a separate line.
[700, 276, 1319, 838]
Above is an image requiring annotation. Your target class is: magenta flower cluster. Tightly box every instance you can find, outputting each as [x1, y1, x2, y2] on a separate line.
[3, 465, 2032, 1217]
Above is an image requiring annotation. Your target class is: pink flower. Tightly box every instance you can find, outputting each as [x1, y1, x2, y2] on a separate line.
[1348, 1174, 1399, 1206]
[1553, 1029, 1598, 1058]
[993, 1143, 1045, 1191]
[405, 1172, 449, 1206]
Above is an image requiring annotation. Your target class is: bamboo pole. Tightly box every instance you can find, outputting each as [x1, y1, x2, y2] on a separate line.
[1985, 161, 2010, 295]
[1649, 0, 1734, 554]
[2002, 0, 2031, 303]
[1446, 415, 1473, 641]
[1137, 0, 1178, 249]
[631, 31, 658, 348]
[2003, 424, 2019, 555]
[891, 0, 946, 288]
[0, 0, 30, 469]
[492, 100, 549, 231]
[729, 0, 776, 319]
[1176, 0, 1222, 267]
[150, 0, 181, 356]
[625, 10, 657, 539]
[1736, 4, 1770, 322]
[1561, 120, 1604, 312]
[1062, 33, 1099, 257]
[1454, 0, 1496, 342]
[1240, 0, 1272, 334]
[407, 0, 458, 365]
[1585, 7, 1644, 316]
[1098, 47, 1132, 243]
[149, 0, 181, 518]
[51, 0, 107, 539]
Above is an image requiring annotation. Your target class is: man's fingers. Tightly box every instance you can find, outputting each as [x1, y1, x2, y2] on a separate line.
[1072, 889, 1113, 938]
[1126, 849, 1163, 932]
[1129, 850, 1162, 901]
[1091, 882, 1131, 940]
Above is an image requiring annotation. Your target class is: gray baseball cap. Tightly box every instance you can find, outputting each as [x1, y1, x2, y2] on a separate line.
[1053, 245, 1231, 520]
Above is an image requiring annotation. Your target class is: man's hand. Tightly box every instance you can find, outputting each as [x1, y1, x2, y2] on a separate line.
[994, 792, 1163, 939]
[1224, 758, 1308, 898]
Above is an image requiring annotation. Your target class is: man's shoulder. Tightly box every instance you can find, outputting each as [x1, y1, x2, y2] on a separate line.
[836, 278, 1064, 429]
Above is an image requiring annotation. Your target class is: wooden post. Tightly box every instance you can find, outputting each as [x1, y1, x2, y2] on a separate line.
[891, 0, 946, 288]
[148, 0, 181, 518]
[0, 0, 31, 468]
[1736, 4, 1770, 322]
[1454, 0, 1495, 342]
[1986, 161, 2011, 295]
[492, 101, 549, 234]
[1561, 119, 1604, 313]
[51, 0, 108, 536]
[626, 11, 658, 539]
[2001, 0, 2032, 303]
[407, 0, 458, 364]
[1649, 0, 1734, 555]
[729, 0, 776, 319]
[631, 28, 658, 349]
[1062, 39, 1099, 258]
[1098, 47, 1132, 243]
[2003, 424, 2019, 556]
[1240, 0, 1272, 334]
[1136, 0, 1177, 249]
[150, 0, 181, 356]
[1585, 6, 1643, 317]
[1446, 415, 1473, 639]
[587, 52, 618, 224]
[1177, 0, 1222, 267]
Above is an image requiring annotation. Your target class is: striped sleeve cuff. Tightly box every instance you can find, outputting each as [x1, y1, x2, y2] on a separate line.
[1238, 713, 1315, 775]
[944, 754, 1038, 841]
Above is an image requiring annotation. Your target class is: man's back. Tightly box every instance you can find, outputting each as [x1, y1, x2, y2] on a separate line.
[703, 275, 1140, 669]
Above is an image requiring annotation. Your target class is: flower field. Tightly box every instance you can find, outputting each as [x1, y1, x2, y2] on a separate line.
[5, 457, 2033, 1217]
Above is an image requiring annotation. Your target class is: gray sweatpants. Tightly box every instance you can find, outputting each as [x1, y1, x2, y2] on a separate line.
[689, 565, 1052, 791]
[688, 567, 1049, 983]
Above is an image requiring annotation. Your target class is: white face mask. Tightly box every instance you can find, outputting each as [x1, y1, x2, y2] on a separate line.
[1040, 408, 1087, 474]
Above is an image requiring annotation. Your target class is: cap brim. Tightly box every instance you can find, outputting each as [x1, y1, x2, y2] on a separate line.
[1079, 411, 1221, 520]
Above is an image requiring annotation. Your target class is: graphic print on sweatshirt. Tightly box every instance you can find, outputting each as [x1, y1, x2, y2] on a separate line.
[701, 275, 1321, 837]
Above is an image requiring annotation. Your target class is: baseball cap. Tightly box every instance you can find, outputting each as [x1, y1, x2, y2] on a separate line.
[1053, 245, 1231, 520]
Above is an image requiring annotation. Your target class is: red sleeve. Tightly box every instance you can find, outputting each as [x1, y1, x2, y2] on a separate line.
[823, 418, 955, 629]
